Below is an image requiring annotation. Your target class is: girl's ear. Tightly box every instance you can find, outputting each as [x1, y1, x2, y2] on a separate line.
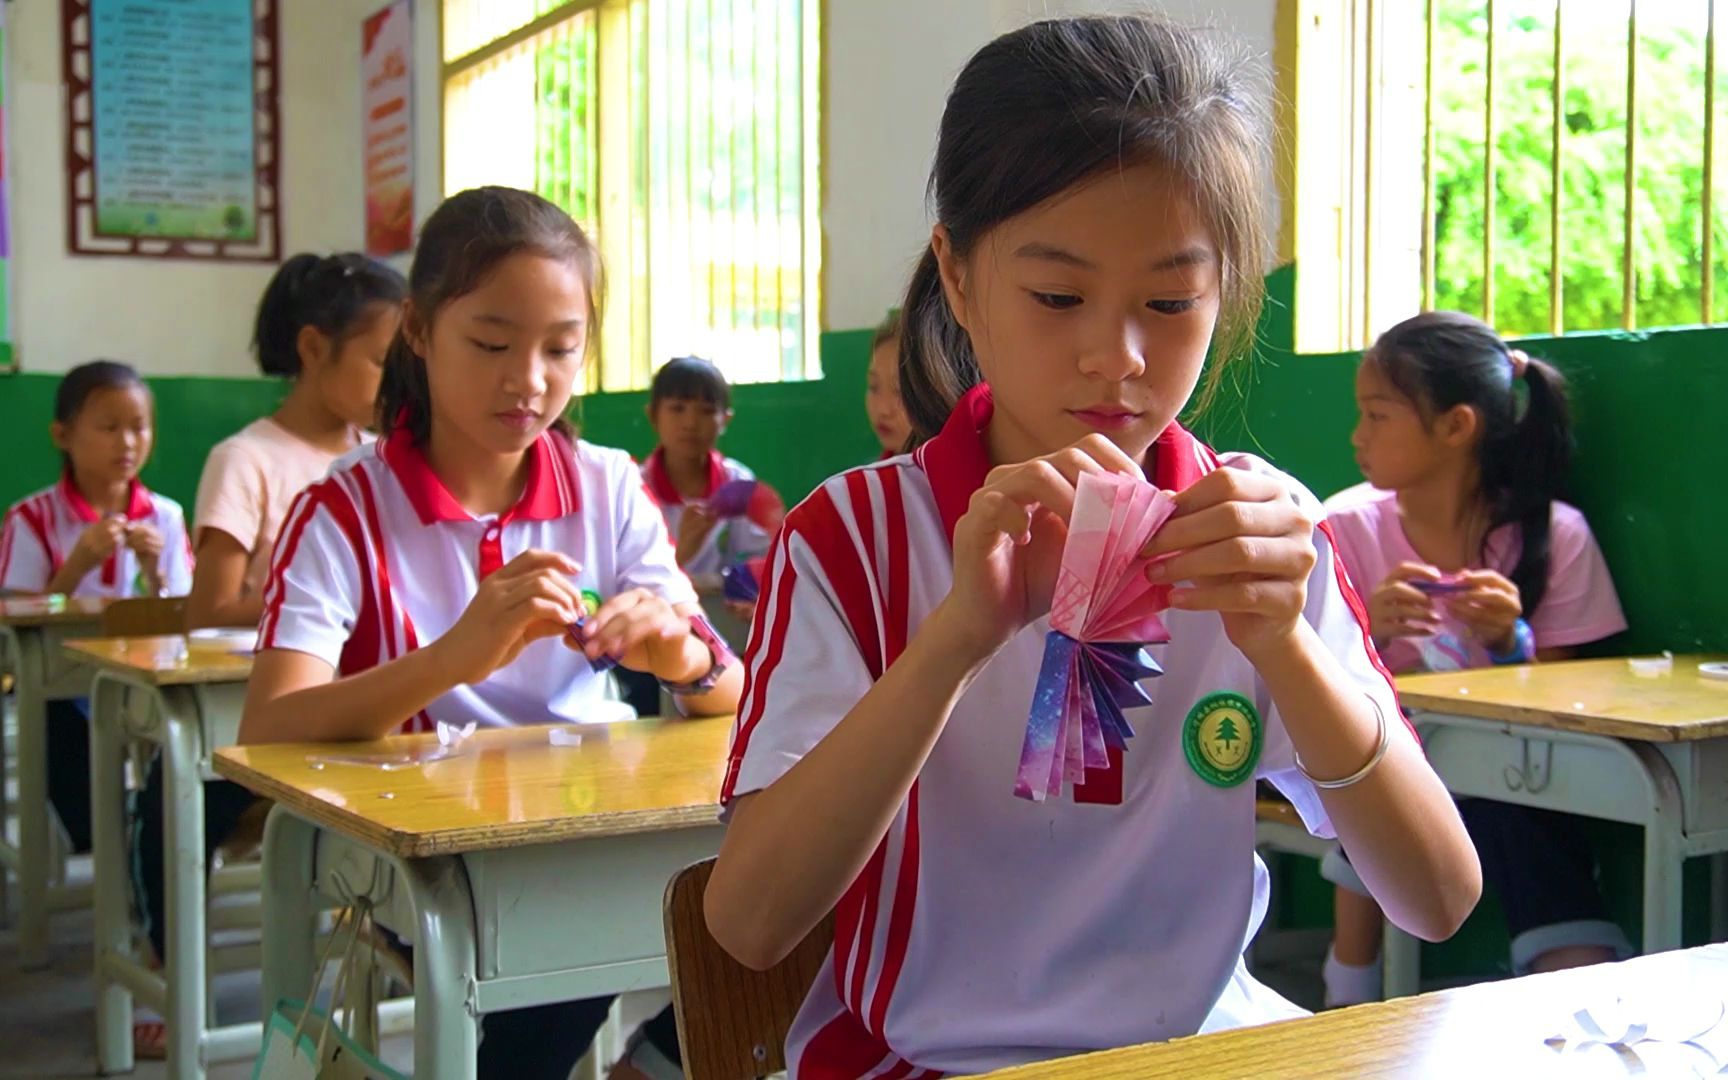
[931, 225, 972, 334]
[50, 420, 69, 453]
[719, 408, 734, 436]
[297, 324, 333, 373]
[402, 299, 432, 359]
[1436, 403, 1481, 449]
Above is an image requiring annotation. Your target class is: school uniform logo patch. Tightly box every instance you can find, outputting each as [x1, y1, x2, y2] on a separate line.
[1183, 692, 1261, 788]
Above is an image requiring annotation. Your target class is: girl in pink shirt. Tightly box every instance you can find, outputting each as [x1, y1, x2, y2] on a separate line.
[1322, 310, 1629, 1005]
[186, 253, 406, 629]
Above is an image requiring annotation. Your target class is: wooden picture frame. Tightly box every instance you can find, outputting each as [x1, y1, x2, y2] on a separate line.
[61, 0, 282, 262]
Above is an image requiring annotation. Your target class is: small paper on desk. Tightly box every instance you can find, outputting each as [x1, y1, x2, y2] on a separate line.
[307, 721, 476, 771]
[1015, 471, 1177, 802]
[1545, 982, 1728, 1076]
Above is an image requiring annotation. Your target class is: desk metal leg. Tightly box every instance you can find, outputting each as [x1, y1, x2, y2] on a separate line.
[14, 631, 51, 970]
[1632, 742, 1687, 954]
[91, 675, 134, 1074]
[162, 694, 209, 1080]
[402, 855, 481, 1080]
[1382, 927, 1421, 999]
[260, 809, 320, 1023]
[0, 681, 13, 928]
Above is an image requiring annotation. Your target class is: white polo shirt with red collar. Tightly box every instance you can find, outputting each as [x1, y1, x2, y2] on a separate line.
[259, 427, 697, 731]
[723, 384, 1411, 1079]
[0, 475, 193, 598]
[641, 448, 774, 582]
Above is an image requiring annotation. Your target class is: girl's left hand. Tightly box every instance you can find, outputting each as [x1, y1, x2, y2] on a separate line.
[1141, 467, 1318, 658]
[575, 589, 703, 681]
[1444, 569, 1522, 653]
[125, 522, 165, 561]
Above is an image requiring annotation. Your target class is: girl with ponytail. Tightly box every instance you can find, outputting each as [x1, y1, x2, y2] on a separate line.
[1322, 309, 1630, 1004]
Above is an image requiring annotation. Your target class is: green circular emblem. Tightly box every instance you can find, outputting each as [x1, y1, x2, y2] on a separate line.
[1183, 692, 1262, 788]
[579, 590, 603, 618]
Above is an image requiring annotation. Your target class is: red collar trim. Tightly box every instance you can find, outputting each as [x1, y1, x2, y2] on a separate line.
[913, 383, 1217, 542]
[58, 473, 153, 523]
[643, 448, 726, 506]
[380, 427, 580, 525]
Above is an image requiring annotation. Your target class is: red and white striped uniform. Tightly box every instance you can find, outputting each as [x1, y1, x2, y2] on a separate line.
[0, 475, 192, 598]
[258, 426, 696, 731]
[723, 385, 1409, 1078]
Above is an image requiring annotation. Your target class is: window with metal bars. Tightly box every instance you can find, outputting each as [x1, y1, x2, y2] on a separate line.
[1289, 0, 1724, 353]
[440, 0, 821, 391]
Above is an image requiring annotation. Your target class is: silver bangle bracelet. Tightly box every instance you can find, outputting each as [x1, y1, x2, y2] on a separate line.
[1296, 693, 1391, 790]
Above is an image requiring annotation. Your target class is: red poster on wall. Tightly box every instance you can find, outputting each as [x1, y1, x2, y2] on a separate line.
[362, 0, 413, 257]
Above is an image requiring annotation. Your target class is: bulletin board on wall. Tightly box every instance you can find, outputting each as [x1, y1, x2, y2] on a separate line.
[60, 0, 282, 262]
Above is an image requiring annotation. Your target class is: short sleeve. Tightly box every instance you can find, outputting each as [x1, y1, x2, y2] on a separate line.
[1233, 464, 1412, 840]
[0, 504, 53, 593]
[194, 439, 267, 553]
[611, 454, 699, 607]
[155, 500, 196, 597]
[720, 495, 878, 809]
[256, 487, 363, 666]
[1527, 506, 1628, 650]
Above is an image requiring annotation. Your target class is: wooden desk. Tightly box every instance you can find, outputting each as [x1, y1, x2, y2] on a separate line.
[215, 718, 731, 1080]
[0, 595, 108, 967]
[1385, 656, 1728, 998]
[978, 944, 1728, 1078]
[62, 635, 256, 1079]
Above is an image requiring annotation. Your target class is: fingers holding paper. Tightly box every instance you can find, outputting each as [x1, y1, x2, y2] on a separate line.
[1140, 465, 1318, 654]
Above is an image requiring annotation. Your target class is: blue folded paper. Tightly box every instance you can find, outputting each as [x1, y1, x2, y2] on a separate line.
[1015, 631, 1162, 801]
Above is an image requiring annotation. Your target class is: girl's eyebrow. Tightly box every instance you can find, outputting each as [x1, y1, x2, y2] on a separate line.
[1012, 241, 1215, 273]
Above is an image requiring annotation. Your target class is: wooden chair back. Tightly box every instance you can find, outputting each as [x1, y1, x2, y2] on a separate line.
[664, 858, 834, 1079]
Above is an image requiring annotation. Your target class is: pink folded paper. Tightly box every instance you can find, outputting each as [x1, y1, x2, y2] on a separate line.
[1015, 471, 1179, 801]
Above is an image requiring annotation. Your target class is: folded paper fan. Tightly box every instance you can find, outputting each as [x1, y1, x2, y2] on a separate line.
[1015, 471, 1179, 802]
[704, 479, 786, 533]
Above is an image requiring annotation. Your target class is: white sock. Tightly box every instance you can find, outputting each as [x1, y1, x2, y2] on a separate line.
[1322, 945, 1382, 1008]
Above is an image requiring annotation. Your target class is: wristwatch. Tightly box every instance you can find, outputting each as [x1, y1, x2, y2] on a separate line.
[658, 614, 736, 695]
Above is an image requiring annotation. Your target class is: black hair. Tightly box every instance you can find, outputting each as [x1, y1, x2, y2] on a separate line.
[650, 356, 731, 410]
[1365, 310, 1573, 617]
[54, 360, 150, 468]
[378, 187, 602, 444]
[898, 16, 1271, 442]
[253, 252, 407, 377]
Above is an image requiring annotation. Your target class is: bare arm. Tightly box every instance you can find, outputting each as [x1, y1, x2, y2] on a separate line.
[239, 642, 464, 743]
[186, 529, 265, 629]
[706, 602, 982, 968]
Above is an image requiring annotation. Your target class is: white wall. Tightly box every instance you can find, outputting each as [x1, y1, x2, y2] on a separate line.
[8, 0, 442, 376]
[822, 0, 1278, 331]
[8, 0, 1276, 372]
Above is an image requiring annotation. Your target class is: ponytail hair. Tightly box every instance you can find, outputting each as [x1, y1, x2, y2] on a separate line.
[898, 16, 1272, 443]
[378, 186, 602, 445]
[1365, 311, 1573, 616]
[253, 252, 406, 377]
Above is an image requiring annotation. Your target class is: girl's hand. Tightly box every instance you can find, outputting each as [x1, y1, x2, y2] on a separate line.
[576, 589, 704, 681]
[125, 522, 165, 561]
[435, 550, 584, 685]
[1142, 467, 1318, 659]
[1368, 562, 1443, 644]
[942, 435, 1142, 662]
[69, 518, 127, 575]
[1445, 569, 1522, 653]
[676, 507, 720, 566]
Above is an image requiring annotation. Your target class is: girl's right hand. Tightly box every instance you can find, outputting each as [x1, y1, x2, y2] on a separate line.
[435, 550, 584, 686]
[939, 435, 1141, 662]
[69, 518, 127, 574]
[1367, 562, 1442, 644]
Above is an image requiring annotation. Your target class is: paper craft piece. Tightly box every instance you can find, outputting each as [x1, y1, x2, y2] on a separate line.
[721, 557, 769, 604]
[1411, 573, 1471, 596]
[703, 479, 786, 533]
[307, 720, 476, 771]
[567, 614, 618, 674]
[1015, 471, 1179, 802]
[1545, 990, 1728, 1075]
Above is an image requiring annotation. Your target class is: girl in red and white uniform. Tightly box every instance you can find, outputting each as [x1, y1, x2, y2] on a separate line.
[705, 17, 1482, 1079]
[241, 187, 741, 1080]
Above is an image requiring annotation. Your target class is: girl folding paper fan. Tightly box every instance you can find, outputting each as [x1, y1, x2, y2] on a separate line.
[1016, 470, 1178, 802]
